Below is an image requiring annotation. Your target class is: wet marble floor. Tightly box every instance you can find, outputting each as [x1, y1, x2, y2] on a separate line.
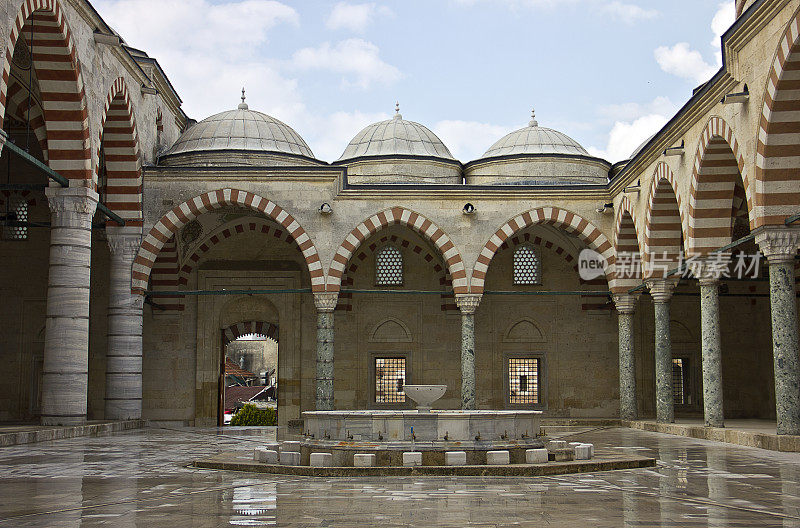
[0, 425, 798, 527]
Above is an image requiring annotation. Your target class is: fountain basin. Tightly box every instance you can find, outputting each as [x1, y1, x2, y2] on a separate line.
[403, 385, 447, 412]
[303, 409, 542, 443]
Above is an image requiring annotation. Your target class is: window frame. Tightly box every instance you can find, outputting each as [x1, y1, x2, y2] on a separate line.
[503, 352, 546, 409]
[369, 352, 411, 409]
[512, 244, 542, 286]
[374, 244, 404, 287]
[2, 192, 29, 241]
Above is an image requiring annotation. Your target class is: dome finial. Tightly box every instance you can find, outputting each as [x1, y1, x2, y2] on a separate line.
[529, 108, 538, 127]
[394, 101, 402, 120]
[238, 87, 248, 110]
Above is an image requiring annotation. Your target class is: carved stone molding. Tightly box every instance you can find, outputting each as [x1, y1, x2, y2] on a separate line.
[455, 294, 483, 315]
[754, 227, 800, 265]
[645, 278, 679, 303]
[612, 293, 639, 315]
[313, 292, 339, 313]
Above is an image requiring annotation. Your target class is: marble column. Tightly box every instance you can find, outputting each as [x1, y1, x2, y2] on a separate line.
[699, 274, 724, 428]
[646, 278, 678, 424]
[41, 186, 99, 426]
[455, 294, 482, 410]
[613, 293, 639, 421]
[313, 292, 338, 410]
[756, 228, 800, 435]
[105, 227, 144, 420]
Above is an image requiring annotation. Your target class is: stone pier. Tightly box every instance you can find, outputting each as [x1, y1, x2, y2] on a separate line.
[756, 228, 800, 435]
[646, 279, 677, 424]
[455, 294, 482, 410]
[613, 294, 638, 420]
[314, 292, 338, 410]
[41, 187, 99, 426]
[105, 227, 144, 420]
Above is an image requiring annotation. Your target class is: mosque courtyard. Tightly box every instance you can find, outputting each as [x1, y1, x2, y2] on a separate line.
[0, 426, 798, 527]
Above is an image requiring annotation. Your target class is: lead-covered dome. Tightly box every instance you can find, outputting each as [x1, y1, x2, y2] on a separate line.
[335, 106, 460, 184]
[159, 91, 320, 167]
[465, 110, 609, 186]
[482, 111, 588, 157]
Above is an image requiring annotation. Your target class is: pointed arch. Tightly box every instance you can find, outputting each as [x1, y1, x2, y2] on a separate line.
[643, 162, 688, 278]
[755, 9, 800, 227]
[132, 189, 323, 293]
[688, 116, 752, 256]
[222, 321, 279, 345]
[1, 0, 91, 180]
[613, 195, 644, 292]
[327, 207, 467, 293]
[471, 206, 614, 293]
[98, 78, 142, 225]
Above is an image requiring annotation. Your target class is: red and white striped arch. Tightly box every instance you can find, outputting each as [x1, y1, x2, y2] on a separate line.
[337, 233, 456, 312]
[327, 208, 467, 294]
[222, 321, 279, 345]
[643, 162, 688, 277]
[471, 206, 615, 294]
[4, 77, 48, 160]
[755, 8, 800, 227]
[98, 78, 142, 225]
[613, 195, 644, 293]
[1, 0, 91, 181]
[132, 189, 323, 293]
[688, 117, 752, 256]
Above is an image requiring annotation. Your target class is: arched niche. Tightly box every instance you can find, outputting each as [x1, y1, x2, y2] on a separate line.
[503, 319, 546, 343]
[369, 317, 412, 343]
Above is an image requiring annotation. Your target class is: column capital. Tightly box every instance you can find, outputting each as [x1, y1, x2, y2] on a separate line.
[313, 292, 339, 313]
[612, 293, 639, 315]
[687, 255, 730, 285]
[106, 226, 142, 259]
[45, 186, 98, 226]
[645, 277, 679, 303]
[754, 226, 800, 265]
[455, 293, 482, 315]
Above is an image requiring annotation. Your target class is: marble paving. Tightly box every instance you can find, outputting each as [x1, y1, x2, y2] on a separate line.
[0, 425, 798, 527]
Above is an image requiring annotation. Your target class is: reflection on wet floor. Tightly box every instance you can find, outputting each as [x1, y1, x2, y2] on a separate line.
[0, 426, 798, 527]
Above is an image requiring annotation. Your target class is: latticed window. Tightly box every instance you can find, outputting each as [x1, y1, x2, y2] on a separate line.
[375, 245, 403, 286]
[3, 193, 28, 241]
[375, 357, 406, 403]
[513, 245, 540, 285]
[672, 358, 686, 405]
[509, 357, 539, 404]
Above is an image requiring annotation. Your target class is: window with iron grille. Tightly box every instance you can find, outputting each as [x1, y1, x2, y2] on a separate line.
[375, 357, 406, 403]
[513, 245, 540, 285]
[508, 357, 539, 404]
[3, 193, 28, 241]
[375, 245, 403, 286]
[672, 358, 686, 405]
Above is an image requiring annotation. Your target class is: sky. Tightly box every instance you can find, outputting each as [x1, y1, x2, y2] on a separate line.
[92, 0, 736, 163]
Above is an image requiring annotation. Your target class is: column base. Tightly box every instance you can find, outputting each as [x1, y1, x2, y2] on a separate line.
[41, 415, 88, 427]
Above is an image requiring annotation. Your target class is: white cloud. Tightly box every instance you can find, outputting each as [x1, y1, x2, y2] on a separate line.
[589, 96, 678, 162]
[296, 110, 389, 162]
[291, 39, 401, 89]
[654, 42, 717, 84]
[326, 2, 393, 33]
[710, 2, 735, 65]
[601, 1, 658, 24]
[93, 0, 301, 119]
[433, 120, 516, 161]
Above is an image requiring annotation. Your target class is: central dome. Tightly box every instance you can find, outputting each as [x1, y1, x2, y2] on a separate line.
[160, 91, 317, 167]
[481, 111, 588, 158]
[338, 110, 454, 161]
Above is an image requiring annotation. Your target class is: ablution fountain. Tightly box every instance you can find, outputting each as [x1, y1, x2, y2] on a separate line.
[299, 384, 545, 466]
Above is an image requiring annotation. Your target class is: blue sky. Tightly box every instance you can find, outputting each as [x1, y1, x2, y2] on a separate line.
[93, 0, 735, 162]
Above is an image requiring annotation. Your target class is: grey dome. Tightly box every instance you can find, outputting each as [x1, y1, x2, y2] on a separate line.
[165, 105, 314, 159]
[482, 112, 588, 158]
[338, 113, 454, 161]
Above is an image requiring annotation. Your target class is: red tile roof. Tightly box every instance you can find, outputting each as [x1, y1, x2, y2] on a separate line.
[224, 358, 257, 380]
[224, 386, 269, 412]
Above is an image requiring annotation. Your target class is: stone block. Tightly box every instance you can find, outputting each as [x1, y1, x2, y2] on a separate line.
[486, 450, 510, 465]
[279, 451, 300, 465]
[525, 448, 548, 464]
[354, 453, 376, 467]
[547, 440, 567, 451]
[552, 448, 574, 461]
[582, 443, 594, 457]
[280, 441, 302, 453]
[253, 449, 278, 464]
[445, 451, 467, 466]
[575, 445, 591, 460]
[403, 451, 422, 466]
[309, 452, 332, 467]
